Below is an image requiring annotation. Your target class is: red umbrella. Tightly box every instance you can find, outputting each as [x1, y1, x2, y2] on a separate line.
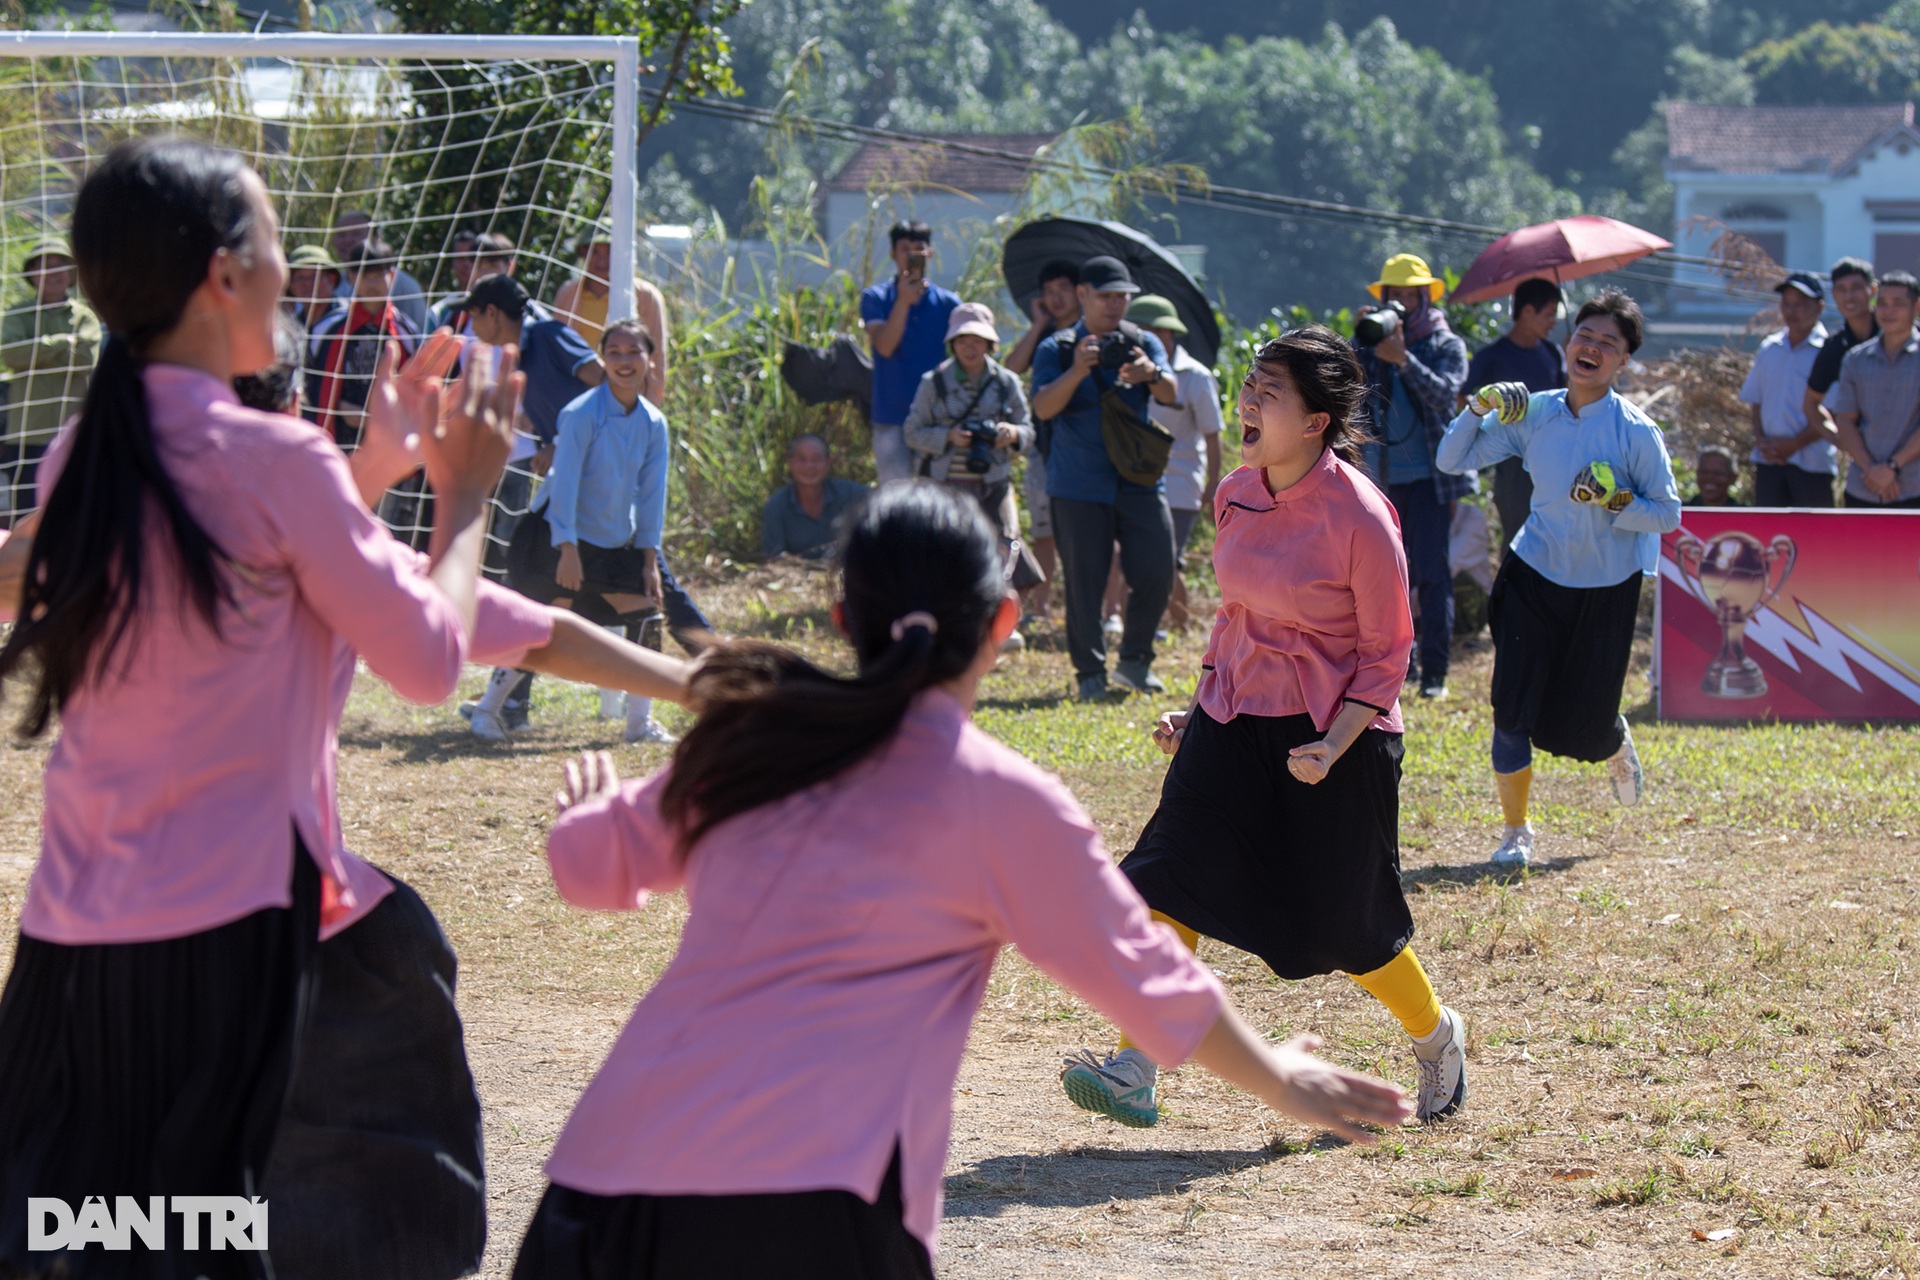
[1450, 215, 1671, 304]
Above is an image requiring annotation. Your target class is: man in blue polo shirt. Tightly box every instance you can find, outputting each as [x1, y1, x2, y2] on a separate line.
[1030, 255, 1179, 700]
[861, 220, 960, 482]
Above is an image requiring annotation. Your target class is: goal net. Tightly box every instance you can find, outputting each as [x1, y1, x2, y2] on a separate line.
[0, 31, 640, 572]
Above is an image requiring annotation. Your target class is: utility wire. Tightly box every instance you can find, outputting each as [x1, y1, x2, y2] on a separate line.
[673, 95, 1768, 295]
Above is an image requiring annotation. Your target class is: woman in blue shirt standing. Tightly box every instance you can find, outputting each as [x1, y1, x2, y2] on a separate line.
[1438, 290, 1682, 869]
[479, 319, 677, 744]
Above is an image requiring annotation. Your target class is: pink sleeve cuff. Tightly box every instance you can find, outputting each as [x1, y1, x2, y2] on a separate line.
[474, 579, 555, 668]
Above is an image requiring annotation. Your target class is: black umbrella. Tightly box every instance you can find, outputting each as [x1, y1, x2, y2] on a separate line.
[1001, 216, 1221, 367]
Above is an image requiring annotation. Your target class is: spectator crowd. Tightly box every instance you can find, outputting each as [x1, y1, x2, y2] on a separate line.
[5, 212, 1918, 720]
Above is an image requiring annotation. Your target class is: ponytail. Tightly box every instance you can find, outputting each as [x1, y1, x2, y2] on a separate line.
[660, 485, 1003, 854]
[0, 136, 248, 736]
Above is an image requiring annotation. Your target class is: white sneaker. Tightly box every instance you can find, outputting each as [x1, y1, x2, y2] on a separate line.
[623, 717, 678, 746]
[1412, 1006, 1468, 1122]
[598, 688, 627, 719]
[998, 629, 1026, 655]
[1491, 823, 1533, 868]
[469, 706, 510, 743]
[1607, 722, 1643, 807]
[1060, 1048, 1159, 1128]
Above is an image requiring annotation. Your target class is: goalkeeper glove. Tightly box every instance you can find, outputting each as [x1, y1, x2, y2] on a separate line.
[1468, 381, 1530, 424]
[1569, 461, 1635, 513]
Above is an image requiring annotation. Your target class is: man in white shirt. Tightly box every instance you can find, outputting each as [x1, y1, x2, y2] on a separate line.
[1740, 271, 1835, 507]
[1127, 294, 1223, 630]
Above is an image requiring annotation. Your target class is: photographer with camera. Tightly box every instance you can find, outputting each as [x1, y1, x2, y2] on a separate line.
[862, 220, 961, 484]
[1353, 253, 1471, 699]
[904, 302, 1034, 496]
[1029, 256, 1179, 701]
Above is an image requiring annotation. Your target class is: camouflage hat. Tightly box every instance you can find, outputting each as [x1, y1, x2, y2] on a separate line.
[287, 244, 340, 272]
[21, 235, 72, 270]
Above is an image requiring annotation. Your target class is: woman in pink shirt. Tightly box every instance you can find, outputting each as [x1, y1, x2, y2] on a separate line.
[1061, 328, 1469, 1131]
[513, 483, 1410, 1280]
[0, 136, 515, 1278]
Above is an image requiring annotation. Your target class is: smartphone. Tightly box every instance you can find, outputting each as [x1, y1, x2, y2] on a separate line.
[906, 247, 929, 280]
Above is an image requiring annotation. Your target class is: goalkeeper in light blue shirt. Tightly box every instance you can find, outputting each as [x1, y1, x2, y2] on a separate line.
[1438, 289, 1682, 870]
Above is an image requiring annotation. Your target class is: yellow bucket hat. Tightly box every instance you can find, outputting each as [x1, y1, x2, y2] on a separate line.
[1368, 252, 1445, 301]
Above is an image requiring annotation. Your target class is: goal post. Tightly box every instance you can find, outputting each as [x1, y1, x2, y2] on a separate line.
[0, 30, 641, 559]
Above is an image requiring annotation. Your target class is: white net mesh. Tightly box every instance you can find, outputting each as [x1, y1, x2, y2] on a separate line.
[0, 35, 636, 574]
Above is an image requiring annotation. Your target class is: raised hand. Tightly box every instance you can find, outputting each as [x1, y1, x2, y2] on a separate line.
[358, 329, 463, 495]
[1468, 381, 1530, 424]
[423, 342, 520, 500]
[556, 749, 620, 813]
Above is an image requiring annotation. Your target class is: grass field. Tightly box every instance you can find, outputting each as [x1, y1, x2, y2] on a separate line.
[0, 562, 1914, 1278]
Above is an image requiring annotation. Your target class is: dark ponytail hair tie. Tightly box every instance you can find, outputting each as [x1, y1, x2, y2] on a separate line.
[889, 611, 939, 642]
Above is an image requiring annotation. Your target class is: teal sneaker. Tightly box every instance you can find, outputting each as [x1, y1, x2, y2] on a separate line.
[1060, 1048, 1160, 1128]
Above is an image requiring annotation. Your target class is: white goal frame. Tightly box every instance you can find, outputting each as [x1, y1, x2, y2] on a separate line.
[0, 29, 645, 327]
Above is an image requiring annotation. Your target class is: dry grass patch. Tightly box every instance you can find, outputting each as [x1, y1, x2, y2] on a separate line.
[0, 562, 1915, 1277]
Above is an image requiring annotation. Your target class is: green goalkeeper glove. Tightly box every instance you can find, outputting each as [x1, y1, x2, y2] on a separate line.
[1569, 461, 1635, 513]
[1468, 381, 1530, 424]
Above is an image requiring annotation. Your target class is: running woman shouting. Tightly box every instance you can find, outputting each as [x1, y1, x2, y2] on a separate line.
[1061, 328, 1469, 1128]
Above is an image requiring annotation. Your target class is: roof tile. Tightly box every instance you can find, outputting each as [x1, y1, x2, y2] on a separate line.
[1665, 102, 1915, 175]
[826, 134, 1057, 194]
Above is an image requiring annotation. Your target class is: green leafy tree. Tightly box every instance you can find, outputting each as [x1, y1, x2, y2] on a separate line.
[381, 0, 744, 299]
[1743, 21, 1920, 103]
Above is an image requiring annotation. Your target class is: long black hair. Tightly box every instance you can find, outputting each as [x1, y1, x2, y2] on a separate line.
[1249, 326, 1374, 468]
[661, 484, 1004, 853]
[0, 136, 252, 736]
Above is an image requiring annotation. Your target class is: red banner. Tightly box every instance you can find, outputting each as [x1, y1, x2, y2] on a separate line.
[1657, 509, 1920, 722]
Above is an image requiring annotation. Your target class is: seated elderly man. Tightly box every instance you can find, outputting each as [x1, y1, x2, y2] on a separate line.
[762, 433, 869, 560]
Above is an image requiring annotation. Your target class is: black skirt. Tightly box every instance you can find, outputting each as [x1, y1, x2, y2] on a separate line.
[1488, 552, 1641, 762]
[507, 506, 655, 626]
[1120, 708, 1412, 981]
[259, 872, 486, 1280]
[511, 1148, 933, 1280]
[0, 847, 319, 1280]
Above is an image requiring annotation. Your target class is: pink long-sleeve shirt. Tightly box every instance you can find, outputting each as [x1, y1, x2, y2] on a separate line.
[1199, 450, 1414, 733]
[19, 364, 484, 945]
[543, 688, 1226, 1253]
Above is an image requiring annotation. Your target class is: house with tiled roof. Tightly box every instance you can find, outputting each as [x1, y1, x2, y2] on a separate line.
[822, 134, 1059, 283]
[1665, 102, 1920, 313]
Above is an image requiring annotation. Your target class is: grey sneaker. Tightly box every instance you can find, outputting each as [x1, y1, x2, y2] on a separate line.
[1060, 1048, 1160, 1128]
[1607, 721, 1643, 807]
[1412, 1006, 1468, 1122]
[1075, 675, 1111, 702]
[1490, 823, 1533, 868]
[1111, 662, 1165, 695]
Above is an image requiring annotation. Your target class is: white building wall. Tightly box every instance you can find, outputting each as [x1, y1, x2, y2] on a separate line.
[822, 189, 1022, 293]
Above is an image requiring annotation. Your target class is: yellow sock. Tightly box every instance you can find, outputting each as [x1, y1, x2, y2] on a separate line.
[1118, 911, 1201, 1053]
[1495, 767, 1532, 828]
[1349, 946, 1442, 1040]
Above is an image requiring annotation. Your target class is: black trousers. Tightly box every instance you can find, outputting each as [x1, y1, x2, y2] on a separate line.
[1488, 554, 1642, 762]
[1052, 489, 1174, 680]
[1754, 464, 1834, 508]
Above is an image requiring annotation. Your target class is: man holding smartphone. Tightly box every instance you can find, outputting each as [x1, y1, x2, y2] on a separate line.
[862, 220, 960, 483]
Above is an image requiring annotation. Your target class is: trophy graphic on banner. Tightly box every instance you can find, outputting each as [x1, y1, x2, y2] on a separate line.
[1675, 530, 1797, 698]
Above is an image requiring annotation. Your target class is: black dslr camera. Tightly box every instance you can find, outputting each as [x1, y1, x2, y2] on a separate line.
[1097, 330, 1138, 370]
[961, 421, 999, 474]
[1353, 299, 1407, 346]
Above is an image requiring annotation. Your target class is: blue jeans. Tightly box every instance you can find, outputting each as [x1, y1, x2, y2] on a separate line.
[1387, 481, 1453, 684]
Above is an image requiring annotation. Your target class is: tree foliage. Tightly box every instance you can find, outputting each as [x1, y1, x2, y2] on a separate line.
[1743, 20, 1920, 103]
